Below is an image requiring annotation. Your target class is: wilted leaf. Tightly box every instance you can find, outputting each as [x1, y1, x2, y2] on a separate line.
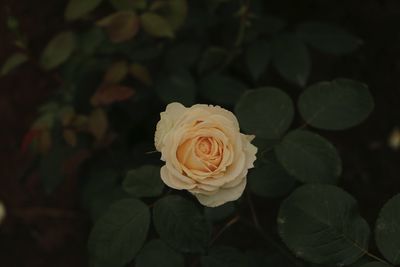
[123, 165, 164, 197]
[141, 12, 174, 38]
[103, 61, 128, 83]
[40, 31, 77, 70]
[235, 87, 294, 139]
[97, 11, 140, 43]
[150, 0, 188, 30]
[88, 108, 108, 141]
[1, 52, 28, 76]
[65, 0, 103, 21]
[272, 33, 310, 87]
[88, 199, 150, 266]
[275, 130, 342, 184]
[153, 195, 210, 252]
[297, 22, 363, 55]
[298, 78, 374, 130]
[375, 194, 400, 265]
[278, 184, 370, 265]
[136, 239, 184, 267]
[129, 63, 152, 86]
[109, 0, 146, 10]
[91, 85, 135, 106]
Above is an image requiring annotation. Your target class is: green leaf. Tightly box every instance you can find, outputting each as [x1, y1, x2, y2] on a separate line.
[272, 33, 310, 87]
[109, 0, 146, 10]
[65, 0, 103, 21]
[141, 12, 174, 38]
[79, 27, 106, 55]
[200, 74, 247, 105]
[88, 199, 150, 267]
[248, 158, 296, 198]
[97, 11, 140, 43]
[278, 184, 370, 265]
[298, 78, 374, 130]
[275, 130, 342, 184]
[235, 87, 294, 139]
[201, 246, 247, 267]
[204, 202, 235, 223]
[151, 0, 188, 30]
[360, 263, 391, 267]
[40, 31, 77, 70]
[136, 239, 184, 267]
[197, 47, 228, 74]
[297, 22, 363, 55]
[123, 165, 164, 197]
[245, 40, 271, 81]
[375, 194, 400, 265]
[155, 69, 196, 106]
[153, 195, 210, 253]
[1, 53, 28, 76]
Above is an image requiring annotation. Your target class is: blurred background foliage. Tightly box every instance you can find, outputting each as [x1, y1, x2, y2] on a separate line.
[1, 0, 400, 266]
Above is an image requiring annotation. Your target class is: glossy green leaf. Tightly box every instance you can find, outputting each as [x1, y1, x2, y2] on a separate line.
[200, 74, 246, 105]
[1, 53, 28, 76]
[235, 87, 294, 138]
[278, 184, 370, 265]
[272, 33, 310, 87]
[141, 12, 174, 38]
[40, 31, 77, 70]
[245, 40, 271, 81]
[201, 246, 247, 267]
[375, 194, 400, 265]
[248, 158, 295, 198]
[155, 69, 196, 106]
[136, 239, 184, 267]
[88, 199, 150, 267]
[275, 130, 342, 184]
[153, 195, 210, 252]
[298, 78, 374, 130]
[65, 0, 103, 21]
[123, 165, 164, 197]
[297, 22, 363, 55]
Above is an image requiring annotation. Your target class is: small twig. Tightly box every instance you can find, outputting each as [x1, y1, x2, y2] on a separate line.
[209, 214, 240, 246]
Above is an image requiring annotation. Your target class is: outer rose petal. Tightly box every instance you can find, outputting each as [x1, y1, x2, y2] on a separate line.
[194, 177, 247, 207]
[155, 102, 186, 151]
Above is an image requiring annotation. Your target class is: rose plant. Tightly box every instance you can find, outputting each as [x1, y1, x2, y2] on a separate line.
[2, 0, 400, 267]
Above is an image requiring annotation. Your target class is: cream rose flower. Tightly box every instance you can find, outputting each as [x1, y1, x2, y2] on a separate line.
[154, 102, 257, 207]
